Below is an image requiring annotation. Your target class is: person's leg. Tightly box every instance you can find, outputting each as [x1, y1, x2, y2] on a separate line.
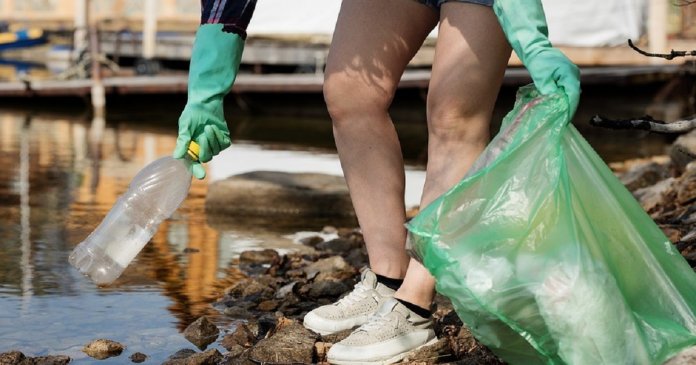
[324, 0, 438, 280]
[394, 1, 511, 309]
[303, 0, 437, 339]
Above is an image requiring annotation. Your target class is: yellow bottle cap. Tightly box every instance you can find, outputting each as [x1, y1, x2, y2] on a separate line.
[187, 141, 200, 161]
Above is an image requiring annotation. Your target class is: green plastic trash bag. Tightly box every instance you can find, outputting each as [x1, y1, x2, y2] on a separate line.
[406, 85, 696, 365]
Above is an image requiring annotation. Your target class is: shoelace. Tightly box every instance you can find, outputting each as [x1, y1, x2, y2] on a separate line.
[358, 311, 395, 332]
[335, 282, 370, 307]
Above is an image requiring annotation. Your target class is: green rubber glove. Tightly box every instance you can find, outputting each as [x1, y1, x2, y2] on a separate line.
[493, 0, 580, 119]
[173, 24, 244, 179]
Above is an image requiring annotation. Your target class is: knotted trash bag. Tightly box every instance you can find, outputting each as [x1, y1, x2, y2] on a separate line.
[406, 85, 696, 365]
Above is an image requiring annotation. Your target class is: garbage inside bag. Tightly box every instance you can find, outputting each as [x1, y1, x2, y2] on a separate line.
[406, 85, 696, 365]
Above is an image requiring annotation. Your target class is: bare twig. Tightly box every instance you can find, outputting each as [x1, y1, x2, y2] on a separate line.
[628, 39, 696, 60]
[590, 114, 696, 133]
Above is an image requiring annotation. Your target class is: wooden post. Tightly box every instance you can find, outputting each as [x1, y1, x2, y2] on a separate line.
[648, 0, 668, 65]
[74, 0, 88, 60]
[142, 0, 158, 60]
[87, 0, 106, 119]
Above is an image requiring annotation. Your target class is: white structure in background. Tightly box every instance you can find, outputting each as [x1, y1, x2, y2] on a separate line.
[247, 0, 647, 47]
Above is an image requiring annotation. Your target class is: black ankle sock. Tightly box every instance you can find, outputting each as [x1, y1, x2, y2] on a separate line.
[396, 298, 432, 318]
[375, 274, 404, 291]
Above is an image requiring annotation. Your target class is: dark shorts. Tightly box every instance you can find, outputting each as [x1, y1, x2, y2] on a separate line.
[201, 0, 257, 39]
[416, 0, 493, 9]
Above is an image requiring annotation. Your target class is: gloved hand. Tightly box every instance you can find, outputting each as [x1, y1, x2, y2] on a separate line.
[173, 24, 244, 179]
[493, 0, 580, 119]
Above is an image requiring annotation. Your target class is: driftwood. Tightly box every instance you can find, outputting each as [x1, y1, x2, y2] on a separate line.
[590, 115, 696, 133]
[627, 39, 696, 60]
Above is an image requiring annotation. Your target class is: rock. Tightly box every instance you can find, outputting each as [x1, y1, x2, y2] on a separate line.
[257, 299, 279, 311]
[225, 279, 275, 301]
[671, 130, 696, 173]
[320, 328, 353, 343]
[223, 306, 254, 319]
[306, 280, 350, 299]
[249, 318, 319, 364]
[162, 349, 222, 365]
[402, 338, 453, 364]
[663, 345, 696, 365]
[315, 238, 359, 253]
[82, 339, 125, 360]
[620, 161, 670, 192]
[314, 342, 331, 363]
[221, 324, 256, 350]
[634, 177, 675, 212]
[0, 351, 25, 365]
[239, 249, 280, 266]
[206, 171, 356, 218]
[163, 349, 197, 364]
[129, 352, 148, 363]
[30, 355, 71, 365]
[255, 315, 279, 340]
[299, 235, 325, 247]
[303, 256, 356, 282]
[275, 282, 297, 299]
[182, 349, 223, 365]
[183, 317, 220, 350]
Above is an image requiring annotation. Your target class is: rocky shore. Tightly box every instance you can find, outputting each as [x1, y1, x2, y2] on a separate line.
[3, 135, 696, 365]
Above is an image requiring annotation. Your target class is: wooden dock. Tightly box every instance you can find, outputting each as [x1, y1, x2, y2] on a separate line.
[0, 64, 685, 98]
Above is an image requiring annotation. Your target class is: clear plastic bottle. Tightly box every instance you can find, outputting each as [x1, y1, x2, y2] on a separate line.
[69, 146, 198, 285]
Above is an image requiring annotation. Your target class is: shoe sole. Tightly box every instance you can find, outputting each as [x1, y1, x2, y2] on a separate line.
[328, 337, 439, 365]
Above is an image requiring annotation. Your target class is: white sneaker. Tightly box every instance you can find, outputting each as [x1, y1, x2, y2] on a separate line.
[327, 298, 437, 365]
[303, 268, 395, 336]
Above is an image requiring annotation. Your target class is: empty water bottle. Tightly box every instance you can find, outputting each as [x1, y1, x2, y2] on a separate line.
[69, 143, 200, 285]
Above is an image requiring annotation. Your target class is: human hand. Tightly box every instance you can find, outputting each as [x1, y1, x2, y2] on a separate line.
[173, 104, 231, 179]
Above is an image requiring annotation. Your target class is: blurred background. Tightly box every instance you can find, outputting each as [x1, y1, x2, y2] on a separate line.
[0, 0, 693, 363]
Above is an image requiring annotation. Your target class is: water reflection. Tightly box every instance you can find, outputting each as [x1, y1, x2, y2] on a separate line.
[0, 112, 344, 362]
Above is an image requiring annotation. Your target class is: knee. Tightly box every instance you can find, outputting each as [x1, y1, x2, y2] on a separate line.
[323, 73, 391, 127]
[426, 93, 490, 142]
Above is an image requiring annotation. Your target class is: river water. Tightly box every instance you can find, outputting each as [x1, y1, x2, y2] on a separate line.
[0, 85, 676, 363]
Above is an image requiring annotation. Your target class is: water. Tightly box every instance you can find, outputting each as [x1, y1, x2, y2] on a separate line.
[0, 86, 677, 363]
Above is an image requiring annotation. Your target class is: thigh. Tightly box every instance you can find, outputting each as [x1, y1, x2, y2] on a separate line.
[427, 2, 510, 121]
[324, 0, 438, 109]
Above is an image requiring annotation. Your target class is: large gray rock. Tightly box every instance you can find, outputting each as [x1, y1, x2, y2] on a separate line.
[206, 171, 356, 218]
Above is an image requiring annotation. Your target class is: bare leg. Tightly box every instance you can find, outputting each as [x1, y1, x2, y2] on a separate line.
[324, 0, 438, 279]
[395, 3, 512, 308]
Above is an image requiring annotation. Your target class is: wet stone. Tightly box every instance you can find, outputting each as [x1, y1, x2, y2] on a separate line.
[129, 352, 148, 363]
[183, 316, 220, 350]
[82, 339, 125, 360]
[162, 349, 222, 365]
[0, 351, 25, 365]
[223, 306, 254, 319]
[163, 349, 197, 363]
[239, 249, 280, 275]
[221, 324, 256, 351]
[249, 318, 319, 364]
[31, 355, 71, 365]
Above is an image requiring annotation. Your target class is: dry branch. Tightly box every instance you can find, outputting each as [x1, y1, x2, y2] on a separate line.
[627, 39, 696, 60]
[590, 114, 696, 133]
